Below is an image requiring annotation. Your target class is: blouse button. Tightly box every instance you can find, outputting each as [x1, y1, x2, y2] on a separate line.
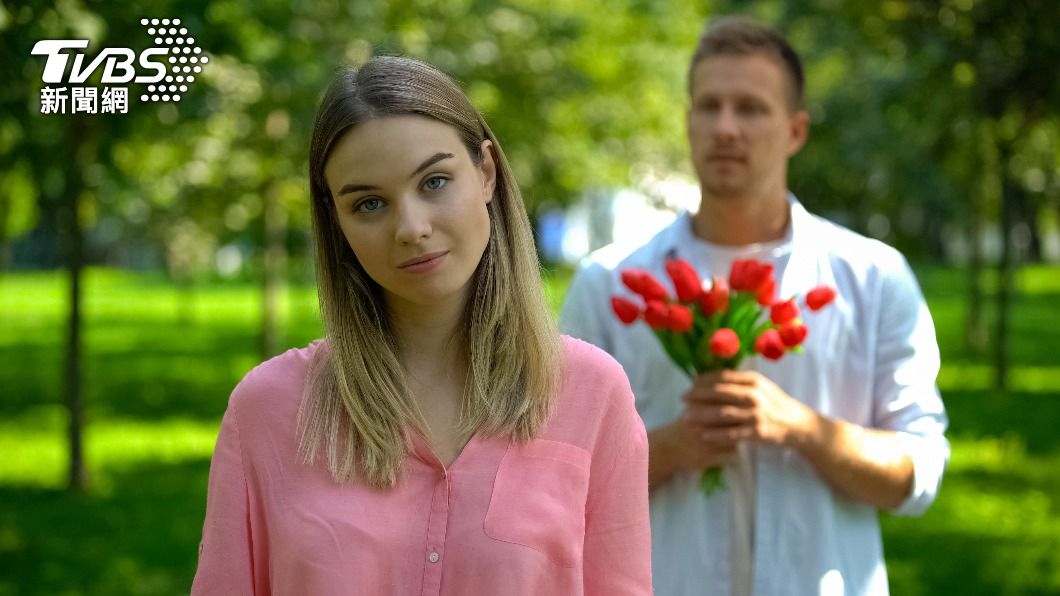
[428, 551, 440, 563]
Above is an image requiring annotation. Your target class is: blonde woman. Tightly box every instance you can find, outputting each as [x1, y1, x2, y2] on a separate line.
[191, 56, 651, 595]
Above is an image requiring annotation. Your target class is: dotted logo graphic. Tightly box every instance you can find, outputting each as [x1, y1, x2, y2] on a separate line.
[138, 18, 208, 103]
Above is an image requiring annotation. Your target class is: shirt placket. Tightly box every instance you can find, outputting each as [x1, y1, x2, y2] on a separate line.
[420, 467, 452, 596]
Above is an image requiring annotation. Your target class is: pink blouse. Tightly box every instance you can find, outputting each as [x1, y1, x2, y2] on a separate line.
[191, 335, 651, 595]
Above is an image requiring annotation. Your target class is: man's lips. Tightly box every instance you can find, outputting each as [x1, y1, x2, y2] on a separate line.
[708, 154, 746, 162]
[398, 251, 449, 269]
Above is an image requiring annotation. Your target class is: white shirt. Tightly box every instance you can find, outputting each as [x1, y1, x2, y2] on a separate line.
[559, 196, 949, 596]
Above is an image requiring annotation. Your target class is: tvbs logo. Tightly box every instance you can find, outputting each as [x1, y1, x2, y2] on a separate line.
[31, 40, 168, 84]
[32, 18, 208, 114]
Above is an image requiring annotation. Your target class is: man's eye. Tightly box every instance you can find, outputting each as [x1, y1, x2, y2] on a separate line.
[423, 176, 448, 191]
[356, 198, 383, 213]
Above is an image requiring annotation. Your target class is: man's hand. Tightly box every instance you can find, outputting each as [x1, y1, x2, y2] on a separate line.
[647, 410, 739, 490]
[680, 369, 914, 510]
[682, 369, 816, 447]
[648, 370, 806, 490]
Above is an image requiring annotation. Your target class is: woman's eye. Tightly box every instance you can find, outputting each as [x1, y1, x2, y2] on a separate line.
[356, 198, 383, 213]
[423, 176, 448, 191]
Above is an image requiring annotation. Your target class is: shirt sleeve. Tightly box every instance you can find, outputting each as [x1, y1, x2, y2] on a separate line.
[871, 255, 950, 516]
[582, 368, 652, 595]
[559, 261, 614, 354]
[191, 403, 256, 595]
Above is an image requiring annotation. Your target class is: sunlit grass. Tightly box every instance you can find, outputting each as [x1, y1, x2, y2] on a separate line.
[1, 264, 1059, 595]
[0, 407, 217, 490]
[938, 363, 1060, 392]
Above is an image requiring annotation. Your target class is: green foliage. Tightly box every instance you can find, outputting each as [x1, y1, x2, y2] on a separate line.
[2, 0, 713, 276]
[4, 1, 1058, 271]
[706, 0, 1060, 260]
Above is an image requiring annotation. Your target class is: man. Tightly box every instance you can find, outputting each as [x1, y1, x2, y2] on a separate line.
[560, 17, 948, 596]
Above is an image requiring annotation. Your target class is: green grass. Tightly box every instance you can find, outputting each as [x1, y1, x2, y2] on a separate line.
[1, 264, 1058, 595]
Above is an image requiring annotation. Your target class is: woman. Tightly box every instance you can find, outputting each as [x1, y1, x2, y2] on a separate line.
[191, 56, 651, 595]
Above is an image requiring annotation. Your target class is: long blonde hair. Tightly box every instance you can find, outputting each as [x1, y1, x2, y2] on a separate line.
[301, 56, 561, 489]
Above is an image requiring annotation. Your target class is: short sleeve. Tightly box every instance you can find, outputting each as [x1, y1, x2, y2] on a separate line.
[582, 362, 652, 595]
[191, 403, 256, 594]
[872, 256, 950, 516]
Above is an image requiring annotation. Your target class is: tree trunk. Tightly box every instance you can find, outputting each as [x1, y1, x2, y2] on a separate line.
[63, 118, 89, 493]
[923, 209, 947, 262]
[995, 174, 1017, 392]
[1023, 194, 1042, 263]
[965, 124, 990, 352]
[965, 190, 987, 352]
[0, 177, 11, 271]
[261, 180, 286, 359]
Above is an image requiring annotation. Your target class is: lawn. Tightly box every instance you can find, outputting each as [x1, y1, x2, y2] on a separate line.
[0, 264, 1058, 595]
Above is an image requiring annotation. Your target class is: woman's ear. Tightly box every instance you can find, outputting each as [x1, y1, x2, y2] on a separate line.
[479, 139, 497, 204]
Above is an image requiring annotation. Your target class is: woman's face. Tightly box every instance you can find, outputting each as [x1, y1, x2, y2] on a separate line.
[323, 115, 495, 310]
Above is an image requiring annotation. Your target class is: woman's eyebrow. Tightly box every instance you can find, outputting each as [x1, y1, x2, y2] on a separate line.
[336, 152, 455, 197]
[409, 152, 454, 178]
[337, 182, 379, 196]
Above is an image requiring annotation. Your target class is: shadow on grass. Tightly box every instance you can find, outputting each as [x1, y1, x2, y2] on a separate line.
[883, 467, 1060, 596]
[929, 292, 1060, 368]
[884, 525, 1060, 596]
[0, 318, 323, 421]
[944, 389, 1060, 456]
[0, 459, 209, 596]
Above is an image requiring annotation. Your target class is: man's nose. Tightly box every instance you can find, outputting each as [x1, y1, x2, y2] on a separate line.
[713, 105, 739, 140]
[394, 199, 433, 245]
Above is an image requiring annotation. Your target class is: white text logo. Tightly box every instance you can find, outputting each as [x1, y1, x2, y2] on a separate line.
[32, 18, 209, 115]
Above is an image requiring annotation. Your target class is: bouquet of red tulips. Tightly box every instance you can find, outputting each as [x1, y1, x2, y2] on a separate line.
[611, 258, 836, 494]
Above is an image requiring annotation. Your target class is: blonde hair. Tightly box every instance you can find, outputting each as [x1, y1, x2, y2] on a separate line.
[301, 56, 561, 489]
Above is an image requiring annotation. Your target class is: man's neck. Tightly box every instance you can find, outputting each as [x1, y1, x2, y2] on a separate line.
[691, 189, 791, 246]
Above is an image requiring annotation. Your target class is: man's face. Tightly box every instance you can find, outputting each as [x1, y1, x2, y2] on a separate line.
[687, 53, 807, 201]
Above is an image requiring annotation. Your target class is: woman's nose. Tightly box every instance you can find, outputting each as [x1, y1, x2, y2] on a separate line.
[394, 199, 433, 245]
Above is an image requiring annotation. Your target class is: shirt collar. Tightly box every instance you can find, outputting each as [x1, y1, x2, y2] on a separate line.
[666, 192, 809, 260]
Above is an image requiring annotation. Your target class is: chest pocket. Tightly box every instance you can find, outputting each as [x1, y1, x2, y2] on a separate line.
[484, 439, 591, 568]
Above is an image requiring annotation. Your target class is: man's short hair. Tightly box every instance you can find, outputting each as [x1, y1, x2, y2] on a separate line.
[688, 17, 805, 111]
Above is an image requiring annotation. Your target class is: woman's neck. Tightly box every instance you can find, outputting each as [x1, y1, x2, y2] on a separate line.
[388, 294, 467, 384]
[388, 293, 470, 462]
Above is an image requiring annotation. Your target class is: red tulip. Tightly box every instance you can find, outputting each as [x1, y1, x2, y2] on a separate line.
[709, 328, 740, 358]
[754, 328, 785, 360]
[756, 275, 777, 306]
[699, 276, 730, 316]
[621, 269, 670, 302]
[665, 259, 703, 302]
[729, 259, 774, 293]
[806, 286, 837, 311]
[611, 296, 641, 325]
[666, 304, 694, 333]
[770, 298, 800, 325]
[644, 300, 669, 329]
[778, 323, 808, 347]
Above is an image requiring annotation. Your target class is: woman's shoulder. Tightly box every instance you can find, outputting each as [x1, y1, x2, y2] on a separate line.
[557, 335, 634, 408]
[541, 336, 640, 450]
[227, 339, 327, 414]
[561, 334, 626, 376]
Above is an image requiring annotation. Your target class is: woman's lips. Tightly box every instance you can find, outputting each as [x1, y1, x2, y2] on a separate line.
[398, 251, 448, 273]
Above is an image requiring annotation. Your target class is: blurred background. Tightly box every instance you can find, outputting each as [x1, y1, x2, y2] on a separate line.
[2, 0, 1059, 594]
